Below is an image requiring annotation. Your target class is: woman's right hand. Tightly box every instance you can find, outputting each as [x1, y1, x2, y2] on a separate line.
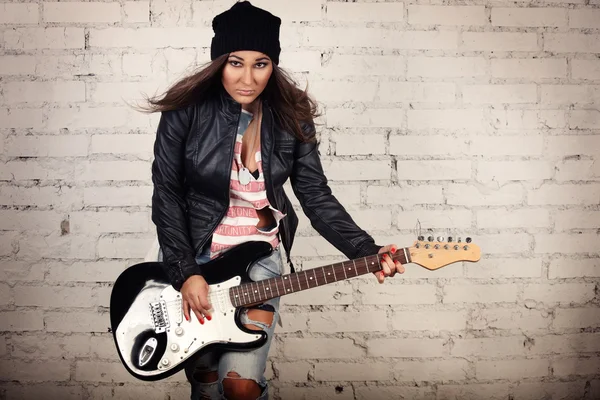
[181, 275, 212, 324]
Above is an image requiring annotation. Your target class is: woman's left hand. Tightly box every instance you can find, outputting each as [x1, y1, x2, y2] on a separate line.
[374, 244, 405, 283]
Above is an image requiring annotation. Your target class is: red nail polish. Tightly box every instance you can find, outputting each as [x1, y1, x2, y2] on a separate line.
[200, 319, 204, 325]
[391, 247, 396, 254]
[206, 315, 212, 321]
[185, 315, 189, 321]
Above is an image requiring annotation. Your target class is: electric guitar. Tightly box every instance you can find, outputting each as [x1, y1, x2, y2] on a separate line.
[110, 237, 481, 381]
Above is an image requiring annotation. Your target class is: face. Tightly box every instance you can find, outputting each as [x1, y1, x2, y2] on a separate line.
[221, 50, 274, 111]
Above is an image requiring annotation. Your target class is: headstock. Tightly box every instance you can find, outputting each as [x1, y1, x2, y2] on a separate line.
[408, 235, 481, 270]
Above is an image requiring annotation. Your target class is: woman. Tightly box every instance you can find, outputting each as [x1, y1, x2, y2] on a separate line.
[145, 2, 404, 399]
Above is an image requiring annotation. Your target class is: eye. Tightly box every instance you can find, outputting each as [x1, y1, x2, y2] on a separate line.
[255, 62, 268, 68]
[229, 61, 242, 67]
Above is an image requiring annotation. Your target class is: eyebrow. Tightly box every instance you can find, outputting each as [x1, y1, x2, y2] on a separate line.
[228, 55, 270, 62]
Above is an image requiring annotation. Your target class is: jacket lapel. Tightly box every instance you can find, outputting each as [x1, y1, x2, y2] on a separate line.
[260, 99, 276, 208]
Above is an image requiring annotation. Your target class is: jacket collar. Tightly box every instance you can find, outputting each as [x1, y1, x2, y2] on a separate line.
[217, 85, 241, 120]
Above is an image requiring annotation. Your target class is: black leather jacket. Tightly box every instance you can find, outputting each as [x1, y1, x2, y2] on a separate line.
[151, 88, 382, 291]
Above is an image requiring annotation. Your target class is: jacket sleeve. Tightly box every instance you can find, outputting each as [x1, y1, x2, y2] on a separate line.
[151, 107, 204, 291]
[290, 121, 383, 259]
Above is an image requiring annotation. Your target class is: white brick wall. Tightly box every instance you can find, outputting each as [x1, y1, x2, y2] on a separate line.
[1, 0, 599, 398]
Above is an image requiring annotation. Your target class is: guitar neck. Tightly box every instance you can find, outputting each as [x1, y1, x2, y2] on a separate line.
[229, 248, 411, 308]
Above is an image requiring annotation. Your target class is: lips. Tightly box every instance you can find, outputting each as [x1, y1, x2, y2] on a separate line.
[237, 89, 254, 96]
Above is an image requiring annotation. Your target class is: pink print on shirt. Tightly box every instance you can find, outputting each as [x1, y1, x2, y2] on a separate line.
[209, 115, 286, 259]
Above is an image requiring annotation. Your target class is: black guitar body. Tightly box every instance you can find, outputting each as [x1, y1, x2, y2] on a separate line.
[110, 241, 274, 381]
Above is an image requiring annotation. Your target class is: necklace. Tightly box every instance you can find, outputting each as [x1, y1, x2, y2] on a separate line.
[238, 103, 261, 186]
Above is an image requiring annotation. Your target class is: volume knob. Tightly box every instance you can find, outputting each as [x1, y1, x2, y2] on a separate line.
[161, 358, 170, 367]
[175, 327, 184, 336]
[170, 343, 180, 352]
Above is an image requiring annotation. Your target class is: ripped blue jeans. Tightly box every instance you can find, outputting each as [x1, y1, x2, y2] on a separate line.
[158, 244, 282, 400]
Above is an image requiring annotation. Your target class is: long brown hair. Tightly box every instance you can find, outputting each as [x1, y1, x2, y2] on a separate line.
[134, 54, 320, 142]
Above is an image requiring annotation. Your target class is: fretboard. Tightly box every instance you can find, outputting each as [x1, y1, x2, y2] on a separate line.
[229, 249, 410, 308]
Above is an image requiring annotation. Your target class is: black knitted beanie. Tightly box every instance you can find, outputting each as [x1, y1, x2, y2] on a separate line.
[210, 1, 282, 65]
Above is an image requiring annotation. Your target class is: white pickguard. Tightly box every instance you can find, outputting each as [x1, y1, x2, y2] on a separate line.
[115, 276, 262, 377]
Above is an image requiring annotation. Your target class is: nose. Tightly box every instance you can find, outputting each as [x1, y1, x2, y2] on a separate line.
[240, 66, 253, 86]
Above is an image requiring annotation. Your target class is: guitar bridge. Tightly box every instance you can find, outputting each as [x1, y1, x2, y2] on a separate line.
[149, 300, 169, 333]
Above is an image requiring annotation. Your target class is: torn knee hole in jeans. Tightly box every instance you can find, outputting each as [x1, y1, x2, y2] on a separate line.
[243, 306, 275, 330]
[223, 370, 264, 392]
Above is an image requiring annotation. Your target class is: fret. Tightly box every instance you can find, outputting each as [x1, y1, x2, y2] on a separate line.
[261, 279, 268, 301]
[247, 284, 254, 303]
[251, 283, 257, 303]
[304, 270, 312, 288]
[352, 259, 358, 276]
[322, 266, 327, 284]
[342, 261, 348, 279]
[332, 262, 338, 282]
[274, 277, 280, 297]
[245, 283, 252, 303]
[363, 257, 370, 273]
[313, 269, 318, 286]
[296, 271, 302, 292]
[231, 287, 238, 307]
[355, 259, 362, 274]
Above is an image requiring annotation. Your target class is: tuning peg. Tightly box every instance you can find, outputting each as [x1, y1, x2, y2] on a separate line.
[448, 237, 453, 242]
[437, 236, 443, 242]
[466, 237, 472, 243]
[418, 236, 424, 241]
[457, 237, 462, 243]
[428, 236, 434, 242]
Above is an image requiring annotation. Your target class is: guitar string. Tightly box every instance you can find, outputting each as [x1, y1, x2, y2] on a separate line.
[161, 253, 410, 307]
[161, 256, 388, 307]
